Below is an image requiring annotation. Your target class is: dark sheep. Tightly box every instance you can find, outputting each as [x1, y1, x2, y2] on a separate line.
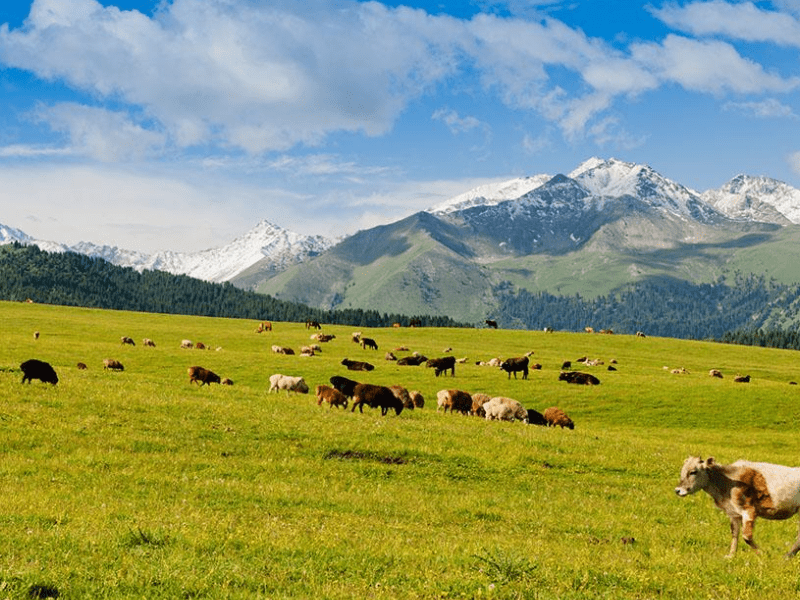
[20, 359, 58, 385]
[103, 358, 124, 371]
[559, 371, 600, 385]
[397, 354, 427, 366]
[341, 358, 375, 371]
[316, 384, 348, 409]
[120, 336, 135, 346]
[329, 375, 360, 398]
[526, 409, 548, 426]
[544, 406, 574, 429]
[188, 365, 221, 386]
[500, 356, 529, 379]
[426, 356, 456, 377]
[351, 383, 404, 415]
[485, 319, 498, 329]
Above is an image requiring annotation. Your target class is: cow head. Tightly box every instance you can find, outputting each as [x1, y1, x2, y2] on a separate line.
[675, 456, 714, 496]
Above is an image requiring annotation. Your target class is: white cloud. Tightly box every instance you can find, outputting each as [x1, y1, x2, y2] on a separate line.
[431, 108, 489, 135]
[630, 35, 799, 95]
[789, 151, 800, 176]
[33, 103, 166, 161]
[652, 1, 800, 47]
[723, 98, 797, 118]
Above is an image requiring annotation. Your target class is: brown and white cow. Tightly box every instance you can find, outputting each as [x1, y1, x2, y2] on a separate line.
[675, 456, 800, 558]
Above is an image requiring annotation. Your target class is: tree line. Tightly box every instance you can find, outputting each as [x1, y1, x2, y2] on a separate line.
[0, 243, 466, 328]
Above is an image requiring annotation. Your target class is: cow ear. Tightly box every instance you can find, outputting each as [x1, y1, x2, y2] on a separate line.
[705, 457, 715, 467]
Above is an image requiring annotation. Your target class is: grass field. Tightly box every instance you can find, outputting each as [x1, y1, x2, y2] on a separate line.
[3, 300, 800, 599]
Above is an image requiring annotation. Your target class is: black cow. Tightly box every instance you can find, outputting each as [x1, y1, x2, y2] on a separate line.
[329, 375, 360, 398]
[559, 371, 600, 385]
[341, 358, 375, 371]
[500, 356, 529, 379]
[426, 356, 456, 377]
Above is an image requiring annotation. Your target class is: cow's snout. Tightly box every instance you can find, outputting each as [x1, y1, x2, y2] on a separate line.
[675, 487, 688, 497]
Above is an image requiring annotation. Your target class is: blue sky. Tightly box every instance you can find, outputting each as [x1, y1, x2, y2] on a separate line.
[1, 0, 799, 253]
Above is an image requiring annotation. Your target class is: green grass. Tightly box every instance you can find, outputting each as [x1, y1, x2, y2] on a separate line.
[3, 300, 800, 598]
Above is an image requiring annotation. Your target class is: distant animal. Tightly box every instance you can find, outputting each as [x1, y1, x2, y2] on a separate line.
[256, 321, 272, 333]
[180, 339, 194, 349]
[306, 320, 322, 330]
[544, 327, 554, 333]
[408, 390, 425, 409]
[584, 327, 594, 334]
[485, 319, 498, 329]
[33, 331, 39, 340]
[675, 456, 800, 558]
[543, 407, 574, 429]
[271, 345, 295, 355]
[559, 371, 600, 386]
[20, 359, 58, 385]
[268, 374, 309, 394]
[360, 337, 378, 350]
[195, 342, 207, 350]
[734, 374, 751, 383]
[561, 361, 572, 370]
[500, 356, 529, 380]
[636, 331, 646, 338]
[670, 367, 689, 375]
[709, 369, 724, 379]
[526, 409, 548, 426]
[385, 352, 397, 361]
[426, 356, 456, 377]
[188, 365, 221, 386]
[351, 383, 403, 415]
[120, 336, 135, 346]
[340, 358, 375, 371]
[76, 362, 88, 370]
[389, 385, 414, 410]
[329, 375, 360, 398]
[103, 358, 124, 371]
[397, 354, 427, 366]
[142, 338, 156, 347]
[300, 345, 316, 357]
[351, 332, 362, 343]
[221, 378, 234, 385]
[435, 389, 472, 415]
[483, 396, 527, 422]
[311, 333, 335, 342]
[470, 392, 492, 417]
[315, 384, 348, 409]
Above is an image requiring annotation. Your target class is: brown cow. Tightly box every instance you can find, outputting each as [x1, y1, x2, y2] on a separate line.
[675, 456, 800, 558]
[188, 366, 221, 386]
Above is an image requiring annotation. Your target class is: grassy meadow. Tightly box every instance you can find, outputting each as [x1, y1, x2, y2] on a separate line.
[3, 300, 800, 598]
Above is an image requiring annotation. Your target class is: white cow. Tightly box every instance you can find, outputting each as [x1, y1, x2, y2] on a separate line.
[675, 456, 800, 558]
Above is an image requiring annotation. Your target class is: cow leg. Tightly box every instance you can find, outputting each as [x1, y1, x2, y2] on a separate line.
[786, 518, 800, 558]
[741, 513, 761, 554]
[726, 516, 742, 558]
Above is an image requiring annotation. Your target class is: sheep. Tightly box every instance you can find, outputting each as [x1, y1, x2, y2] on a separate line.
[436, 389, 472, 415]
[389, 385, 414, 410]
[397, 354, 427, 366]
[409, 390, 425, 409]
[188, 365, 221, 386]
[271, 345, 296, 355]
[76, 362, 88, 370]
[120, 336, 135, 346]
[483, 397, 527, 422]
[103, 358, 124, 371]
[385, 352, 397, 361]
[268, 374, 309, 394]
[351, 332, 362, 343]
[33, 331, 39, 340]
[315, 384, 348, 409]
[360, 337, 378, 350]
[20, 359, 58, 385]
[526, 409, 548, 426]
[340, 358, 375, 371]
[559, 371, 600, 385]
[734, 374, 751, 383]
[329, 375, 360, 398]
[543, 407, 574, 429]
[180, 339, 194, 349]
[470, 392, 492, 417]
[351, 383, 403, 415]
[142, 338, 156, 347]
[221, 378, 234, 385]
[709, 369, 723, 378]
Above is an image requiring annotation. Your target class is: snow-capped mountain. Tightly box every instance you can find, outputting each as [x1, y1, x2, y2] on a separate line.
[428, 174, 552, 214]
[702, 174, 800, 225]
[1, 219, 333, 284]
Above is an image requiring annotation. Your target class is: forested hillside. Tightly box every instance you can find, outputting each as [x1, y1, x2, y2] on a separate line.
[494, 273, 800, 342]
[0, 243, 465, 328]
